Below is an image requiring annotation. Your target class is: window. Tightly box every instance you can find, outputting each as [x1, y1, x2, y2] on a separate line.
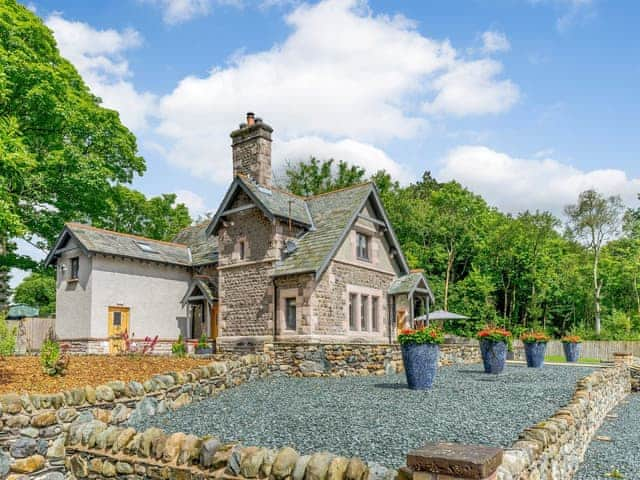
[360, 295, 369, 330]
[70, 257, 79, 280]
[112, 311, 121, 327]
[135, 241, 159, 254]
[349, 293, 357, 330]
[372, 296, 379, 331]
[285, 298, 296, 331]
[239, 240, 246, 260]
[356, 232, 369, 260]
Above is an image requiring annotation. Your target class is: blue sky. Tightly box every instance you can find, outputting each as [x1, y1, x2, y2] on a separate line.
[12, 0, 640, 286]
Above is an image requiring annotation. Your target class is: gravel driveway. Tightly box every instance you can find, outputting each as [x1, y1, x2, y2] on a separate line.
[574, 393, 640, 480]
[129, 364, 592, 467]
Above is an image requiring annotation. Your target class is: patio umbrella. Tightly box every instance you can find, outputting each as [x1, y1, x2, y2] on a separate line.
[414, 310, 469, 325]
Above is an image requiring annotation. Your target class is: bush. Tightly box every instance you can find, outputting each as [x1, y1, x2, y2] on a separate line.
[40, 338, 69, 376]
[0, 313, 16, 356]
[171, 334, 187, 357]
[197, 333, 208, 350]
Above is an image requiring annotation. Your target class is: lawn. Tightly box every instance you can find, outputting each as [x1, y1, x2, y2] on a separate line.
[544, 355, 601, 364]
[0, 355, 213, 395]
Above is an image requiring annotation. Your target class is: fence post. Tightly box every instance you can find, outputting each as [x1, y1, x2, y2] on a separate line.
[400, 443, 503, 480]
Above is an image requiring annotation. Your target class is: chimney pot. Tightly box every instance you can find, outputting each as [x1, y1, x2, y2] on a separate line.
[246, 112, 255, 126]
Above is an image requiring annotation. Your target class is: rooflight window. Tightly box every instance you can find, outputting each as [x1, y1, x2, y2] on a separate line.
[257, 186, 272, 195]
[135, 241, 159, 254]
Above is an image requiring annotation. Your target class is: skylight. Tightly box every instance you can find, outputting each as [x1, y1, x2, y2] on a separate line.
[135, 241, 159, 254]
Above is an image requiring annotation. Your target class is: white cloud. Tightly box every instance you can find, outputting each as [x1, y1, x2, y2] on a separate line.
[156, 0, 519, 184]
[45, 14, 156, 130]
[175, 189, 209, 217]
[481, 30, 510, 54]
[140, 0, 215, 24]
[438, 145, 640, 215]
[274, 136, 413, 184]
[529, 0, 595, 32]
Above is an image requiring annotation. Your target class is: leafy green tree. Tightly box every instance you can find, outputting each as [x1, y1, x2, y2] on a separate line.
[94, 186, 191, 241]
[0, 312, 17, 356]
[564, 190, 624, 334]
[280, 157, 366, 196]
[14, 272, 56, 316]
[0, 1, 144, 261]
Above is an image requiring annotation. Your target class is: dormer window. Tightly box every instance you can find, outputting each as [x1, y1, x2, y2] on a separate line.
[135, 241, 159, 254]
[356, 232, 370, 260]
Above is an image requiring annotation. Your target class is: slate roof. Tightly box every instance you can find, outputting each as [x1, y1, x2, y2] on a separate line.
[274, 183, 374, 276]
[61, 223, 192, 266]
[172, 222, 218, 266]
[241, 179, 312, 227]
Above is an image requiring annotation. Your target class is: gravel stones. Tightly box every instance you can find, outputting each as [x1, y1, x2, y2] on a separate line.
[129, 364, 591, 467]
[574, 393, 640, 480]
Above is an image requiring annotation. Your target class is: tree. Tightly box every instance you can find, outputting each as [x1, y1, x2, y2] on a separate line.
[0, 1, 145, 261]
[564, 190, 624, 334]
[14, 272, 56, 317]
[94, 186, 192, 241]
[280, 157, 366, 196]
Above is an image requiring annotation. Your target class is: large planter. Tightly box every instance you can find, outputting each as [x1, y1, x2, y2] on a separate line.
[524, 342, 547, 368]
[562, 342, 581, 363]
[480, 340, 507, 374]
[401, 343, 440, 390]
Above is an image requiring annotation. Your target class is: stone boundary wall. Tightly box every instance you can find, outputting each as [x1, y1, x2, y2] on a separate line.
[497, 364, 631, 480]
[0, 354, 270, 479]
[268, 339, 480, 377]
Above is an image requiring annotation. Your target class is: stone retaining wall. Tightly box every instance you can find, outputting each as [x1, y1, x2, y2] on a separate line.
[268, 339, 480, 377]
[0, 354, 270, 479]
[497, 364, 631, 480]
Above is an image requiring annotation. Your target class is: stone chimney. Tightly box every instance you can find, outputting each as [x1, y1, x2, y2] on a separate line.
[230, 112, 273, 186]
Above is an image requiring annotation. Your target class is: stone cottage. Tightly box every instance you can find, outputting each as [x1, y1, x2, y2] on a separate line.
[45, 113, 433, 353]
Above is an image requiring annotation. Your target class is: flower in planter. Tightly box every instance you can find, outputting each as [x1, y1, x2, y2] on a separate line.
[477, 326, 512, 343]
[561, 335, 582, 343]
[398, 326, 444, 345]
[520, 331, 550, 343]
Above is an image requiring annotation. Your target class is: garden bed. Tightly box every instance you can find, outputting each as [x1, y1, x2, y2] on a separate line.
[0, 355, 213, 394]
[129, 363, 593, 468]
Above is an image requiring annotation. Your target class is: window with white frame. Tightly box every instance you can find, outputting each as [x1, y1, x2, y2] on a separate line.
[348, 290, 382, 333]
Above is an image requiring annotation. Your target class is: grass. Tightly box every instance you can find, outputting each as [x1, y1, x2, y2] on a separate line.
[544, 355, 602, 364]
[0, 355, 214, 395]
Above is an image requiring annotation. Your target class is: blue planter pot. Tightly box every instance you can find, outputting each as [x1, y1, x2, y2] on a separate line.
[563, 342, 581, 363]
[401, 343, 440, 390]
[524, 342, 547, 368]
[480, 340, 507, 374]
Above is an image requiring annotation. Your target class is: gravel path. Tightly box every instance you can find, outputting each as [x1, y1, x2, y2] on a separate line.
[574, 394, 640, 480]
[130, 364, 592, 467]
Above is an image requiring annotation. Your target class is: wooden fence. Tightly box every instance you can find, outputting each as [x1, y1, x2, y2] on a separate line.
[513, 340, 640, 360]
[8, 317, 55, 353]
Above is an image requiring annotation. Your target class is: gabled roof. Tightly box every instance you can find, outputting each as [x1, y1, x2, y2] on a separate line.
[172, 221, 218, 266]
[45, 223, 192, 267]
[274, 183, 409, 280]
[389, 271, 434, 301]
[181, 276, 217, 305]
[206, 176, 312, 235]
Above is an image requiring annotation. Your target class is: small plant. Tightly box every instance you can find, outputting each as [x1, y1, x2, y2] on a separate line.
[197, 333, 209, 349]
[118, 331, 159, 357]
[40, 338, 70, 376]
[171, 334, 187, 357]
[520, 331, 551, 343]
[561, 335, 582, 343]
[605, 468, 625, 479]
[477, 326, 512, 343]
[398, 326, 444, 345]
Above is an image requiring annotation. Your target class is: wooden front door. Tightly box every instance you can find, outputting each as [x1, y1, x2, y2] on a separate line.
[210, 303, 219, 339]
[108, 307, 130, 354]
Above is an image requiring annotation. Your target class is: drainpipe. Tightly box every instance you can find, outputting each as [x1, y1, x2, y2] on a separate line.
[273, 278, 278, 343]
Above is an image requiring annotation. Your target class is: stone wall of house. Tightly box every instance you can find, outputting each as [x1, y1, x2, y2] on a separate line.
[0, 355, 270, 479]
[497, 364, 631, 480]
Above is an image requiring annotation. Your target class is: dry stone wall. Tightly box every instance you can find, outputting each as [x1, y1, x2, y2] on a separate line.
[497, 364, 631, 480]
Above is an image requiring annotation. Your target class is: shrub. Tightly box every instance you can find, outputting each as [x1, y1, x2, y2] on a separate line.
[197, 333, 208, 350]
[398, 326, 444, 345]
[171, 334, 187, 357]
[0, 313, 16, 357]
[40, 338, 69, 376]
